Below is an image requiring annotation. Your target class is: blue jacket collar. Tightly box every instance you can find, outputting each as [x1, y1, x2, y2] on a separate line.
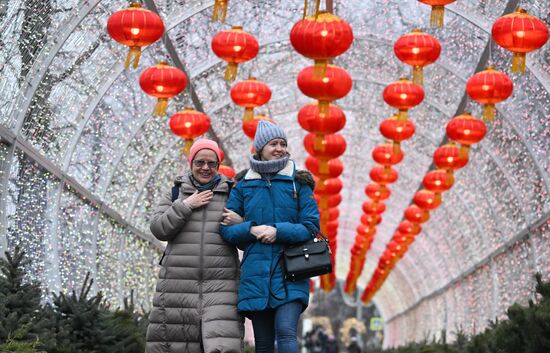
[244, 160, 296, 180]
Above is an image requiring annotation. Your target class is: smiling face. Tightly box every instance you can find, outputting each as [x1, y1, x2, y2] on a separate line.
[191, 149, 219, 184]
[260, 138, 287, 161]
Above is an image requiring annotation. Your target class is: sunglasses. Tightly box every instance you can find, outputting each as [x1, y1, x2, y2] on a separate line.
[193, 160, 219, 169]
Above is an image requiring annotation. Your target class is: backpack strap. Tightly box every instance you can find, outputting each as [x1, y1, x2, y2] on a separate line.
[171, 180, 183, 202]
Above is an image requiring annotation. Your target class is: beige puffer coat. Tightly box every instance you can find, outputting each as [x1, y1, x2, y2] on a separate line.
[145, 173, 243, 353]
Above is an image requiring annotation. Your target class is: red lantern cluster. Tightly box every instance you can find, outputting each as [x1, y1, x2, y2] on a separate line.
[230, 77, 272, 122]
[107, 3, 165, 69]
[394, 29, 441, 86]
[212, 26, 259, 80]
[139, 62, 187, 116]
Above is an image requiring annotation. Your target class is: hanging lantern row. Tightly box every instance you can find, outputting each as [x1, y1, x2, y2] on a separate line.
[360, 113, 487, 304]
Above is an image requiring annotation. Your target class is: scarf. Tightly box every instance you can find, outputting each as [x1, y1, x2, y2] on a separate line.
[249, 155, 289, 181]
[189, 174, 221, 192]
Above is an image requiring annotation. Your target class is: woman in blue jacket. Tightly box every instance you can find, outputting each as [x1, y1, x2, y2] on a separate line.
[220, 120, 320, 353]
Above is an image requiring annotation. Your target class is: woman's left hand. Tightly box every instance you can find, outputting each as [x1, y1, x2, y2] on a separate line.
[221, 208, 244, 226]
[258, 226, 277, 244]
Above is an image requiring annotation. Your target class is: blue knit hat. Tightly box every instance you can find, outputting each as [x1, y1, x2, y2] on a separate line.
[254, 120, 287, 152]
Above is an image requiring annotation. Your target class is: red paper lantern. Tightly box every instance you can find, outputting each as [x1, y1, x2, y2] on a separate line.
[387, 240, 408, 257]
[304, 133, 347, 174]
[394, 29, 441, 85]
[290, 11, 353, 77]
[492, 8, 549, 73]
[398, 221, 422, 235]
[218, 165, 236, 178]
[297, 65, 353, 115]
[298, 102, 346, 149]
[320, 207, 339, 222]
[212, 0, 229, 22]
[423, 169, 454, 193]
[140, 62, 187, 116]
[383, 77, 425, 121]
[365, 183, 391, 201]
[372, 142, 405, 166]
[414, 189, 442, 210]
[230, 77, 272, 121]
[379, 115, 416, 145]
[306, 157, 344, 179]
[433, 142, 469, 171]
[446, 113, 486, 159]
[107, 3, 165, 69]
[169, 107, 211, 153]
[315, 194, 342, 209]
[404, 205, 430, 224]
[211, 26, 259, 80]
[362, 200, 386, 215]
[369, 166, 398, 185]
[418, 0, 456, 28]
[242, 114, 273, 140]
[315, 178, 343, 195]
[466, 66, 513, 121]
[361, 213, 382, 226]
[356, 224, 376, 237]
[393, 231, 416, 245]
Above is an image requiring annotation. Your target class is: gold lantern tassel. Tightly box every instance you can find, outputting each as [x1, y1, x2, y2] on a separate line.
[182, 139, 194, 155]
[212, 0, 228, 22]
[412, 66, 424, 86]
[319, 160, 329, 174]
[397, 109, 408, 122]
[314, 0, 321, 19]
[318, 101, 330, 116]
[224, 62, 238, 81]
[243, 108, 254, 122]
[313, 59, 328, 79]
[483, 104, 496, 122]
[302, 0, 308, 19]
[153, 98, 168, 116]
[430, 5, 445, 28]
[314, 134, 325, 151]
[458, 144, 470, 160]
[511, 53, 526, 73]
[434, 192, 442, 205]
[319, 195, 328, 209]
[124, 46, 142, 69]
[392, 141, 401, 156]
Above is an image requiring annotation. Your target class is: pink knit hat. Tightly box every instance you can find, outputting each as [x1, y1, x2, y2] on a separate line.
[187, 138, 221, 165]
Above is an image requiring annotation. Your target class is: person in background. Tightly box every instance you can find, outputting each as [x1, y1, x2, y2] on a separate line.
[146, 138, 244, 353]
[220, 120, 320, 353]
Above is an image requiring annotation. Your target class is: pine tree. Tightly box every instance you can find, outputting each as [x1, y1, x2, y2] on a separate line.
[0, 247, 44, 343]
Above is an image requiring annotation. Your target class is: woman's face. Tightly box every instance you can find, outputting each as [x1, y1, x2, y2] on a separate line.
[260, 138, 287, 161]
[191, 149, 219, 184]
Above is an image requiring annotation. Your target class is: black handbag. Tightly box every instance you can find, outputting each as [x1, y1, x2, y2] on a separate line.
[283, 229, 333, 282]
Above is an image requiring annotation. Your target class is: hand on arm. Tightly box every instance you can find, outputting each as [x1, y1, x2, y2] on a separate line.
[221, 207, 244, 226]
[251, 225, 277, 244]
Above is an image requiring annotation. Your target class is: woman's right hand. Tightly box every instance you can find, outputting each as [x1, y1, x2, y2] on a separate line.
[251, 225, 277, 244]
[183, 190, 213, 209]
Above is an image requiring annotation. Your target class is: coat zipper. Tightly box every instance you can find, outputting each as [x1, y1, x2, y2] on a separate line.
[198, 205, 207, 346]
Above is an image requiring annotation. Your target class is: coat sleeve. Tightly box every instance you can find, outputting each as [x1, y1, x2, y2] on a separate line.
[274, 182, 320, 244]
[220, 182, 257, 246]
[149, 190, 193, 241]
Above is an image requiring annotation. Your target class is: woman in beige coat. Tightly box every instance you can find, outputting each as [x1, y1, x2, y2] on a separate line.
[146, 138, 244, 353]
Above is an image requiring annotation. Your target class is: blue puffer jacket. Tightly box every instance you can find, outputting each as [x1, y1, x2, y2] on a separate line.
[220, 160, 320, 313]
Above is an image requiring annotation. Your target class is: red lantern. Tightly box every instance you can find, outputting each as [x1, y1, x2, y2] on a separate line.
[398, 221, 422, 235]
[140, 62, 187, 116]
[306, 157, 344, 179]
[315, 178, 343, 195]
[242, 114, 273, 140]
[314, 193, 342, 209]
[361, 213, 382, 226]
[297, 65, 353, 115]
[218, 165, 236, 178]
[387, 240, 408, 257]
[211, 26, 259, 80]
[446, 113, 487, 159]
[414, 189, 442, 210]
[372, 142, 405, 166]
[383, 77, 425, 121]
[230, 77, 272, 122]
[379, 114, 416, 145]
[362, 200, 386, 215]
[107, 3, 165, 69]
[356, 224, 376, 237]
[304, 133, 347, 174]
[492, 8, 549, 73]
[418, 0, 456, 28]
[369, 166, 398, 185]
[365, 183, 391, 201]
[212, 0, 229, 22]
[404, 205, 430, 224]
[320, 207, 339, 222]
[394, 29, 441, 85]
[423, 169, 454, 193]
[298, 103, 346, 149]
[169, 107, 211, 153]
[290, 11, 353, 77]
[393, 231, 416, 245]
[433, 142, 469, 171]
[466, 66, 513, 121]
